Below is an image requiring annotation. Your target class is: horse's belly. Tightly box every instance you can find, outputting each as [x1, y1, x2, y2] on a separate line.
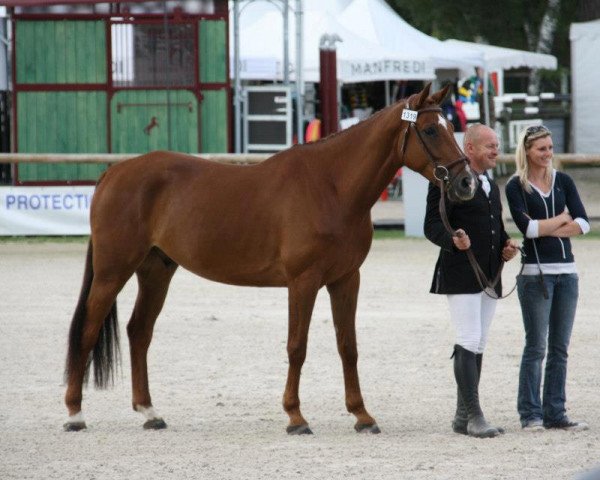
[165, 245, 288, 288]
[191, 263, 287, 287]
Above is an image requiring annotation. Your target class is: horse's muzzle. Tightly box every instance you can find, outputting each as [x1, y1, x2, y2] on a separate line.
[447, 168, 477, 202]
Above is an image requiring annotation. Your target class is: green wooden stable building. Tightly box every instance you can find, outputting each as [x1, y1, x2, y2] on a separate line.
[10, 0, 230, 185]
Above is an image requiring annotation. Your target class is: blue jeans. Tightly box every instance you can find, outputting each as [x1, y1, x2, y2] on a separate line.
[516, 273, 578, 426]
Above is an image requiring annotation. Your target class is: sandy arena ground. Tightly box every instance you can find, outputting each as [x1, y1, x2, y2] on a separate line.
[1, 234, 599, 480]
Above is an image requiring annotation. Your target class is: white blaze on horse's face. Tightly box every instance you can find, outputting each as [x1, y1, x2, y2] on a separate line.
[437, 114, 448, 130]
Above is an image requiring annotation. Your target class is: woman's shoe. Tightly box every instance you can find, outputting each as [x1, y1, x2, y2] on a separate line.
[522, 418, 544, 432]
[544, 417, 589, 431]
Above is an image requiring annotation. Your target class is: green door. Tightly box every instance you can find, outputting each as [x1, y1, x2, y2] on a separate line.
[16, 91, 109, 183]
[111, 90, 199, 153]
[198, 18, 229, 153]
[15, 19, 108, 183]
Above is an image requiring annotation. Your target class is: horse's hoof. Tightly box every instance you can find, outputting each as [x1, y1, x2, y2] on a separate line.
[286, 424, 313, 435]
[63, 421, 87, 432]
[354, 423, 381, 434]
[143, 418, 167, 430]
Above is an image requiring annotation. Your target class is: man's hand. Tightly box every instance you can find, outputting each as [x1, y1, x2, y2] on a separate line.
[502, 239, 520, 262]
[453, 229, 471, 250]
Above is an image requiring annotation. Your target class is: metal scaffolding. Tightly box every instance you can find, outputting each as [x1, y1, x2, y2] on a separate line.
[232, 0, 303, 152]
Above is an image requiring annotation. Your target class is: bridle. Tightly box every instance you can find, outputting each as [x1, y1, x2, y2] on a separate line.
[399, 105, 470, 184]
[400, 104, 520, 300]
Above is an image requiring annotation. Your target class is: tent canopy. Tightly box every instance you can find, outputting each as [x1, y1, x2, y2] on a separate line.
[234, 0, 560, 84]
[233, 1, 435, 83]
[338, 0, 483, 75]
[444, 39, 558, 71]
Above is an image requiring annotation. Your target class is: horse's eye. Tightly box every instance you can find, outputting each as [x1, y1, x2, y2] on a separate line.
[424, 126, 437, 136]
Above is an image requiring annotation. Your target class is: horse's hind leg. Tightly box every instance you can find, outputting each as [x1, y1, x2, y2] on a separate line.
[327, 270, 380, 433]
[127, 248, 178, 430]
[64, 274, 131, 430]
[283, 273, 320, 435]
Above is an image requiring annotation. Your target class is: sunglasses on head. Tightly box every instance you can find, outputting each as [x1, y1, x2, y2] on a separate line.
[524, 125, 550, 141]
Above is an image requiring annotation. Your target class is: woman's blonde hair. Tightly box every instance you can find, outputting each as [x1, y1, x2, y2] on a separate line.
[514, 125, 552, 193]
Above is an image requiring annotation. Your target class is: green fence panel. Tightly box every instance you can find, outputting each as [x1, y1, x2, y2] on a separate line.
[15, 20, 106, 84]
[198, 19, 227, 84]
[111, 90, 199, 154]
[16, 91, 108, 182]
[200, 89, 228, 153]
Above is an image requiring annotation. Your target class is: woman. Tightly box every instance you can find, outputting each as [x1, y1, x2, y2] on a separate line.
[505, 125, 590, 431]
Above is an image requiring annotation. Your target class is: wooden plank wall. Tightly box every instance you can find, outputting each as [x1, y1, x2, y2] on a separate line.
[16, 20, 105, 84]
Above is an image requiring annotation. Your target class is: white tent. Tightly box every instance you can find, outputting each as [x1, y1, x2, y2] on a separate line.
[233, 1, 435, 83]
[570, 20, 600, 153]
[338, 0, 484, 76]
[444, 39, 558, 72]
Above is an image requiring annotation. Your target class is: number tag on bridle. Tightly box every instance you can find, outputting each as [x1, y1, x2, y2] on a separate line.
[401, 109, 418, 122]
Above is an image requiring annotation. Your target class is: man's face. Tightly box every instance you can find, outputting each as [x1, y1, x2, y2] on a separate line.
[467, 129, 499, 172]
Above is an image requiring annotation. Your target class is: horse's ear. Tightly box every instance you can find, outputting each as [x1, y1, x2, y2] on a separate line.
[429, 84, 452, 106]
[414, 82, 432, 109]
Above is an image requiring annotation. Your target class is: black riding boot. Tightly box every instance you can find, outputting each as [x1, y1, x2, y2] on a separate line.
[453, 345, 499, 438]
[452, 386, 468, 434]
[476, 353, 504, 434]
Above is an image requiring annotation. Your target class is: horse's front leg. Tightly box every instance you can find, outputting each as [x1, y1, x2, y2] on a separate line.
[327, 270, 380, 433]
[283, 273, 320, 435]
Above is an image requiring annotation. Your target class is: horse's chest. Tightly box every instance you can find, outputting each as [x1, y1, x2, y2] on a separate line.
[315, 222, 372, 261]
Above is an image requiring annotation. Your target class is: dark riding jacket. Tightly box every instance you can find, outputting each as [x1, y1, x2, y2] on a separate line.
[424, 175, 509, 296]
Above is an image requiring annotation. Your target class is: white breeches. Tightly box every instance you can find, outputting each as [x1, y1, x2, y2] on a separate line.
[447, 292, 498, 354]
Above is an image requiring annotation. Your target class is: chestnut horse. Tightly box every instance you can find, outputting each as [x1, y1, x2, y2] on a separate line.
[64, 83, 476, 433]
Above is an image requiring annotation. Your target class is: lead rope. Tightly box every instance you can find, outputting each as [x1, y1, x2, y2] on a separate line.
[398, 103, 507, 296]
[437, 177, 523, 300]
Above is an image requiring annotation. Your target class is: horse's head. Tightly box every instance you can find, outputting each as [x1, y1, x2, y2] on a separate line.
[400, 83, 477, 202]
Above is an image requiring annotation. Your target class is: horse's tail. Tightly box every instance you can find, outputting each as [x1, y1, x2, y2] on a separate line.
[64, 239, 121, 389]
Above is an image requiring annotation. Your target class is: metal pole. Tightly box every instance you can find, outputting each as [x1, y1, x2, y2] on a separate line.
[233, 0, 242, 152]
[295, 0, 303, 144]
[482, 64, 490, 126]
[337, 80, 342, 126]
[283, 0, 289, 86]
[319, 42, 330, 136]
[385, 80, 390, 106]
[162, 1, 172, 150]
[319, 35, 340, 136]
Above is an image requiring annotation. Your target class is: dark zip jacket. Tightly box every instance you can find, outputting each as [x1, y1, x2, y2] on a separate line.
[505, 171, 588, 265]
[424, 175, 509, 296]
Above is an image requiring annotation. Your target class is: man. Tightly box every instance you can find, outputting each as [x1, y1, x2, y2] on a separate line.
[424, 123, 519, 438]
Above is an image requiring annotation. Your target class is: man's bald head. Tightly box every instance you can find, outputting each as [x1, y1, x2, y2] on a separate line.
[463, 123, 496, 150]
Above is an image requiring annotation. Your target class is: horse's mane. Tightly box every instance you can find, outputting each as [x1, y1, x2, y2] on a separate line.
[290, 91, 420, 151]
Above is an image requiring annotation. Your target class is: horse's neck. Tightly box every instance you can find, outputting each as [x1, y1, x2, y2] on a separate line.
[316, 105, 405, 213]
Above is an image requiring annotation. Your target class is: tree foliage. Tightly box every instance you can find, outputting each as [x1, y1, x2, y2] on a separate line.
[386, 0, 584, 69]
